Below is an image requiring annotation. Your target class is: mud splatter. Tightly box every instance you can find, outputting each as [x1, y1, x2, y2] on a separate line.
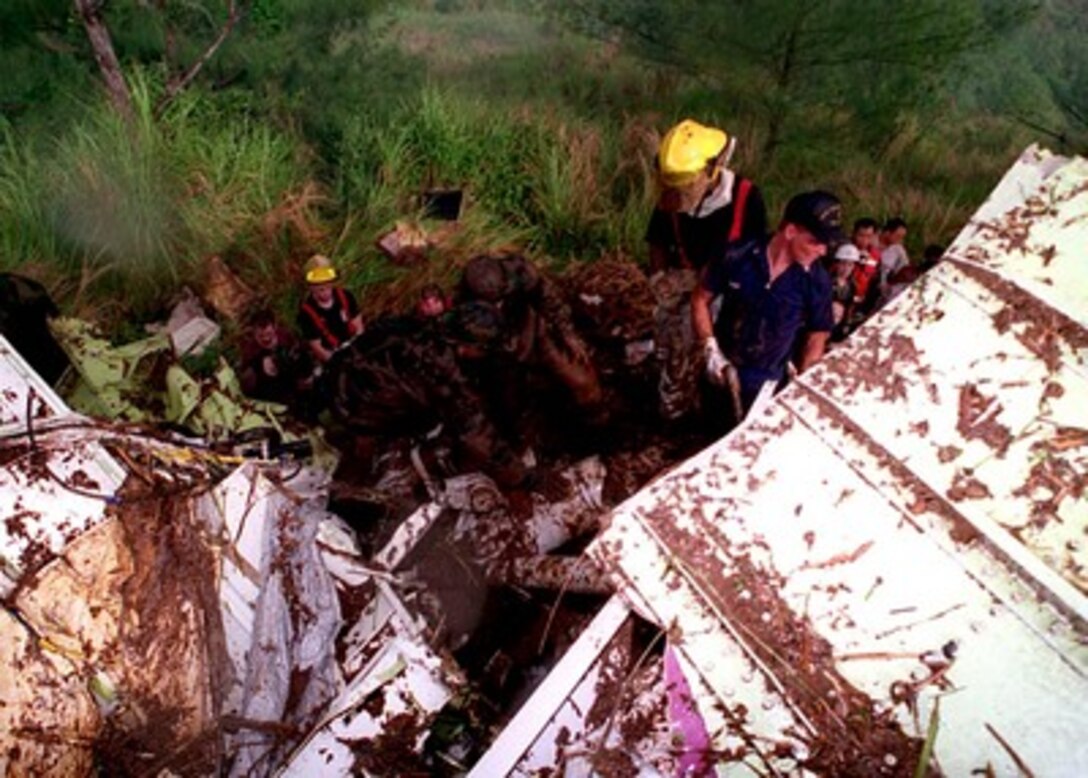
[955, 384, 1012, 455]
[946, 471, 992, 502]
[646, 511, 926, 776]
[955, 261, 1088, 373]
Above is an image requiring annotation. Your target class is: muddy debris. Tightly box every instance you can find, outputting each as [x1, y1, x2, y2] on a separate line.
[946, 471, 993, 502]
[937, 445, 962, 464]
[955, 384, 1012, 455]
[648, 508, 928, 776]
[351, 711, 430, 776]
[800, 385, 983, 551]
[1011, 430, 1087, 531]
[816, 330, 933, 405]
[954, 260, 1088, 372]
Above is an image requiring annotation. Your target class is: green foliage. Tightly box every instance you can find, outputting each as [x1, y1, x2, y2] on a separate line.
[0, 0, 88, 123]
[0, 69, 303, 316]
[336, 87, 659, 266]
[553, 0, 1038, 162]
[914, 698, 940, 778]
[2, 0, 1084, 328]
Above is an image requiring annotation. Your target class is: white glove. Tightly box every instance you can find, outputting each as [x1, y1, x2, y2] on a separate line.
[703, 337, 730, 387]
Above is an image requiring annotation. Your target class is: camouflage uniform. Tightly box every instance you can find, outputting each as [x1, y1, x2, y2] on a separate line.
[324, 314, 529, 490]
[460, 254, 602, 409]
[562, 260, 703, 424]
[651, 268, 701, 421]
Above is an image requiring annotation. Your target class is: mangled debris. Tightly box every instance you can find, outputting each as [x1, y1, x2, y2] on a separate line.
[473, 145, 1088, 776]
[0, 327, 623, 775]
[3, 145, 1087, 777]
[0, 409, 466, 774]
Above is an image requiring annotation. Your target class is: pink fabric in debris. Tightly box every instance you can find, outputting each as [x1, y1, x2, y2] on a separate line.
[664, 644, 713, 776]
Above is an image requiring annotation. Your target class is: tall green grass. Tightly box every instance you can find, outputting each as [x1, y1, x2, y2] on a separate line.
[0, 2, 1044, 327]
[0, 71, 305, 319]
[337, 88, 658, 268]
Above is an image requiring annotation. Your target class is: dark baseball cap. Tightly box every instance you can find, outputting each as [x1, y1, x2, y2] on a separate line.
[783, 190, 846, 246]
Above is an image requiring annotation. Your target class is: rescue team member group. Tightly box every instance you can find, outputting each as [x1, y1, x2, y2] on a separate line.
[239, 118, 932, 489]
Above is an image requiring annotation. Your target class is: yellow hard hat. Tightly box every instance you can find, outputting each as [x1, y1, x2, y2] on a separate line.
[304, 254, 338, 285]
[658, 119, 730, 188]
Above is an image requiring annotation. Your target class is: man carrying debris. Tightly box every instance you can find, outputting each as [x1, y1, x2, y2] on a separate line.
[646, 119, 767, 273]
[323, 303, 533, 494]
[296, 254, 364, 364]
[458, 253, 603, 428]
[693, 191, 840, 421]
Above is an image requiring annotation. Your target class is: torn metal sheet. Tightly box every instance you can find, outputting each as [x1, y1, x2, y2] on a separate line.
[947, 144, 1088, 333]
[0, 340, 457, 776]
[0, 336, 68, 432]
[468, 596, 638, 777]
[0, 334, 125, 597]
[49, 317, 312, 450]
[281, 636, 454, 775]
[585, 147, 1088, 776]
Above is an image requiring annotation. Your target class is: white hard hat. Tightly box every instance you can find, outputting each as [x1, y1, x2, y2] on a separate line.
[834, 243, 862, 263]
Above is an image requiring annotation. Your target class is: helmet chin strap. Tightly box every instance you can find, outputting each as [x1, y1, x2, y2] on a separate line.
[721, 136, 737, 167]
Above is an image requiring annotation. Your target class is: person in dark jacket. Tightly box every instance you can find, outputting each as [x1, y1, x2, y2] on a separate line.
[693, 191, 842, 418]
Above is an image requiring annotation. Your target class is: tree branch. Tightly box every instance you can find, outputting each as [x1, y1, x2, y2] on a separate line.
[1009, 112, 1071, 148]
[154, 0, 243, 117]
[73, 0, 133, 119]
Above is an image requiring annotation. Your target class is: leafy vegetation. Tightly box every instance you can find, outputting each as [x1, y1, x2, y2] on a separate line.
[0, 0, 1083, 329]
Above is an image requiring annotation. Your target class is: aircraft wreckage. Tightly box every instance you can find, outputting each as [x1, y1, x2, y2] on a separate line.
[2, 145, 1086, 776]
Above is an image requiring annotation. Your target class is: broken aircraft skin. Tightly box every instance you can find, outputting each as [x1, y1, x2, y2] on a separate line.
[475, 145, 1086, 776]
[0, 324, 612, 775]
[2, 144, 1087, 777]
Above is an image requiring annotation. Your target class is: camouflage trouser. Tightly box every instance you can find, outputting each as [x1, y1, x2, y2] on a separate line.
[651, 269, 700, 421]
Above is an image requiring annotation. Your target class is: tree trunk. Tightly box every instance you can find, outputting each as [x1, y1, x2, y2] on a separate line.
[73, 0, 133, 119]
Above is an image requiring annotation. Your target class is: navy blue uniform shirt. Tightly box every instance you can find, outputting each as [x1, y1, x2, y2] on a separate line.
[702, 238, 833, 396]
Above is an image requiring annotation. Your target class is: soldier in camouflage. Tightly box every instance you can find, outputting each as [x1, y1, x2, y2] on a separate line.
[323, 304, 531, 492]
[459, 253, 603, 411]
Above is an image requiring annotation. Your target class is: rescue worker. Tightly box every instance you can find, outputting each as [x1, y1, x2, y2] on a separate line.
[643, 120, 767, 422]
[849, 217, 881, 317]
[238, 308, 311, 409]
[458, 253, 603, 415]
[646, 119, 767, 273]
[828, 243, 861, 341]
[693, 190, 840, 420]
[296, 254, 364, 364]
[323, 302, 532, 493]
